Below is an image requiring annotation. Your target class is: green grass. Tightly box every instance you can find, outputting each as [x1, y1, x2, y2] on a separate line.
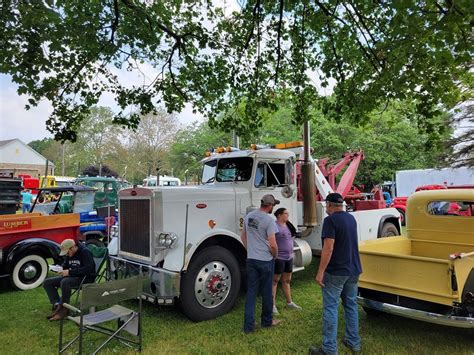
[0, 259, 473, 354]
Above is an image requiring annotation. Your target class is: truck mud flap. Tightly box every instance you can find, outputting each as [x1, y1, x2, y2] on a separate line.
[357, 296, 474, 329]
[110, 256, 180, 305]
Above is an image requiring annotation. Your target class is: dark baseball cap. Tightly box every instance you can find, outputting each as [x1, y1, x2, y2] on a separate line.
[326, 193, 344, 204]
[261, 194, 280, 206]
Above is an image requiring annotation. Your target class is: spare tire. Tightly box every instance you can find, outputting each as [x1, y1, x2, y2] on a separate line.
[379, 222, 399, 238]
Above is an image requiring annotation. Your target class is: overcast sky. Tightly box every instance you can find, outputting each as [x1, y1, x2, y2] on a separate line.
[0, 73, 206, 144]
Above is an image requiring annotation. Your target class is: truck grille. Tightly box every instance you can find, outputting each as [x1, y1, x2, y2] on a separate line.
[120, 199, 151, 258]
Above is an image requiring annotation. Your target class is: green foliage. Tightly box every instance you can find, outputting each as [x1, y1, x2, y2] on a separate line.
[244, 100, 451, 188]
[166, 121, 231, 181]
[1, 1, 471, 143]
[28, 138, 55, 156]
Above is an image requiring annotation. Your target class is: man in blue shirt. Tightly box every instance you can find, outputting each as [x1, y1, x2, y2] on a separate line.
[310, 193, 362, 355]
[21, 189, 32, 213]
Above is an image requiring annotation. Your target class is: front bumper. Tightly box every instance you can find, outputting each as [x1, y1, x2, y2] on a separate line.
[110, 255, 180, 305]
[358, 296, 474, 328]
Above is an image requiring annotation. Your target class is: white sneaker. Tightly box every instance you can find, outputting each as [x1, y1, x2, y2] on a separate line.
[286, 301, 302, 310]
[272, 305, 279, 315]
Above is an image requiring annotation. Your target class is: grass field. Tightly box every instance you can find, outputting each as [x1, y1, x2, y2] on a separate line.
[0, 258, 473, 355]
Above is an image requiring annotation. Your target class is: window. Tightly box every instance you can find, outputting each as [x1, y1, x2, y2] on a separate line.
[216, 157, 253, 182]
[202, 159, 217, 184]
[427, 201, 473, 217]
[255, 160, 292, 188]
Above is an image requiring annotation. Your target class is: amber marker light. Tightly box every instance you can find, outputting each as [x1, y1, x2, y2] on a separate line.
[208, 220, 217, 228]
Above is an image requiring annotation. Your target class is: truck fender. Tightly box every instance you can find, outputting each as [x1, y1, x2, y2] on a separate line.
[377, 214, 401, 237]
[178, 229, 243, 272]
[6, 238, 61, 271]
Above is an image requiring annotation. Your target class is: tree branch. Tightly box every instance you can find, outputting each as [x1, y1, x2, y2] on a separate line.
[314, 0, 381, 72]
[275, 0, 284, 85]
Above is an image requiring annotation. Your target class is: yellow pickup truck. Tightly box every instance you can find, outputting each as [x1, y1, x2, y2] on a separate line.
[358, 189, 474, 328]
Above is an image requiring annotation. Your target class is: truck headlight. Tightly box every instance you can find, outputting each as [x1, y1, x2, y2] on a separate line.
[157, 232, 178, 248]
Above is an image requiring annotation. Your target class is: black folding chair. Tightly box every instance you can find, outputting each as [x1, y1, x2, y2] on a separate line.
[59, 276, 143, 354]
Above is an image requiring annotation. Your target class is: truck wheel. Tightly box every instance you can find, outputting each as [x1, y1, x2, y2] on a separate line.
[380, 222, 399, 238]
[10, 254, 48, 290]
[180, 246, 241, 321]
[397, 209, 406, 226]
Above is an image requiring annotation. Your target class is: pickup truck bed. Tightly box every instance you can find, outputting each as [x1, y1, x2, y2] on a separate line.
[359, 236, 473, 306]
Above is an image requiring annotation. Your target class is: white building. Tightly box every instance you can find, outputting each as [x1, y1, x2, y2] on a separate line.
[0, 138, 55, 177]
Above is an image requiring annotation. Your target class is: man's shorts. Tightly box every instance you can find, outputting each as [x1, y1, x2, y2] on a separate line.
[274, 258, 293, 274]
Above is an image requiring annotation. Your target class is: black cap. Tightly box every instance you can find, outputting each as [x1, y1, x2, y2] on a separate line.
[326, 193, 344, 204]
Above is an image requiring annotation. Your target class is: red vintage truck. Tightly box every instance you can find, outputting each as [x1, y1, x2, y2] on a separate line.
[0, 212, 79, 290]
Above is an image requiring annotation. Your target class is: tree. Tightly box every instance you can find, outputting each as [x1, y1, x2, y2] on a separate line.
[444, 100, 474, 167]
[2, 1, 471, 152]
[167, 121, 231, 181]
[123, 110, 180, 182]
[248, 99, 451, 188]
[28, 138, 55, 155]
[82, 164, 118, 177]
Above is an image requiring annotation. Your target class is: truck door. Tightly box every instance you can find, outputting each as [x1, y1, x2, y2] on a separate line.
[252, 158, 297, 225]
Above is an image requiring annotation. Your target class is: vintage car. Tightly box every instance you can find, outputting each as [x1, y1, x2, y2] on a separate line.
[358, 189, 474, 328]
[0, 186, 97, 290]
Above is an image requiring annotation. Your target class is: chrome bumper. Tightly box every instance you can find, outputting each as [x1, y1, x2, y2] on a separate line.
[358, 296, 474, 328]
[110, 255, 180, 305]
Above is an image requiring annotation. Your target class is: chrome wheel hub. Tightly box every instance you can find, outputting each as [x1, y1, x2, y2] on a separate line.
[194, 261, 231, 308]
[23, 264, 38, 280]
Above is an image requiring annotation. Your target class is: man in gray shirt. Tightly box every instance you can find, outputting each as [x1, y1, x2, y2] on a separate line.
[241, 194, 280, 333]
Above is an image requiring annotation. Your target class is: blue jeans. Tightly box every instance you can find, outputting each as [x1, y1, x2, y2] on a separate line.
[322, 272, 361, 354]
[22, 203, 30, 213]
[243, 259, 274, 333]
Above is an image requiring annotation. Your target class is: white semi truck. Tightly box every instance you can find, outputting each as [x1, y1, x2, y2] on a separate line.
[110, 142, 400, 321]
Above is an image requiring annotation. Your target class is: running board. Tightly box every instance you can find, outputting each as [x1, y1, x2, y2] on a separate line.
[358, 296, 474, 328]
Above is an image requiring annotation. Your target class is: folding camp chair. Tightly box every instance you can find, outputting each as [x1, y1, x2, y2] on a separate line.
[71, 245, 110, 305]
[59, 276, 143, 354]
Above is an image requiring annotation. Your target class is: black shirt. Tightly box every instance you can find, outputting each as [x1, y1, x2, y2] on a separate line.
[321, 211, 362, 276]
[62, 244, 96, 281]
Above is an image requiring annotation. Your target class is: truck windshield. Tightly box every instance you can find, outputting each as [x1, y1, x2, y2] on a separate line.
[202, 157, 253, 183]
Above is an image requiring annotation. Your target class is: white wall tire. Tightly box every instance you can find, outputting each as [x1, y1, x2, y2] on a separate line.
[10, 254, 48, 290]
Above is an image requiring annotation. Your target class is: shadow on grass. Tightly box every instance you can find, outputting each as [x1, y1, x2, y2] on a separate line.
[0, 277, 14, 294]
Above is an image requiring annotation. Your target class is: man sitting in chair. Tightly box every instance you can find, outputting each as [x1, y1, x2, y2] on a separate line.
[44, 239, 95, 321]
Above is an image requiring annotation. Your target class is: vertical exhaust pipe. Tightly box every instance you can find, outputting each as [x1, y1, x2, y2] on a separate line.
[301, 121, 317, 228]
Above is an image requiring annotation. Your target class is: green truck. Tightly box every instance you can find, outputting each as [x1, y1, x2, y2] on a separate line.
[74, 176, 130, 210]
